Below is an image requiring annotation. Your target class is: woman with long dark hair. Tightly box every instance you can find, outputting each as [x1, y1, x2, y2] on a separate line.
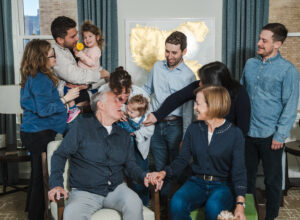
[143, 61, 251, 135]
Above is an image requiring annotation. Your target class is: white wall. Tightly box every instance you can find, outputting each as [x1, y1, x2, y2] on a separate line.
[117, 0, 223, 67]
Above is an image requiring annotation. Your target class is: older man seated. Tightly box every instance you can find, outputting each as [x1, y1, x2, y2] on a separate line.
[48, 91, 158, 220]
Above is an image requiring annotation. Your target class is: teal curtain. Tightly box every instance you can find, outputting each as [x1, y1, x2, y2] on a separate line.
[0, 0, 16, 145]
[222, 0, 269, 80]
[77, 0, 118, 72]
[0, 0, 18, 184]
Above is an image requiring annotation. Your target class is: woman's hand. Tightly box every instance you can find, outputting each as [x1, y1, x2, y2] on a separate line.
[234, 205, 246, 220]
[119, 111, 128, 122]
[64, 87, 80, 103]
[143, 113, 157, 126]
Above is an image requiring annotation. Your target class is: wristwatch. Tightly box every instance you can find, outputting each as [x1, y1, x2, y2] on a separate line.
[236, 202, 246, 208]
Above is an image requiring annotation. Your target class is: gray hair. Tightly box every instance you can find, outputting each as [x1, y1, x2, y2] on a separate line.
[90, 91, 107, 113]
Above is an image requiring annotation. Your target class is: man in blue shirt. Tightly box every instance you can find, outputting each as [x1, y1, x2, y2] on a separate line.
[143, 31, 195, 171]
[143, 31, 195, 212]
[240, 23, 299, 220]
[48, 91, 153, 220]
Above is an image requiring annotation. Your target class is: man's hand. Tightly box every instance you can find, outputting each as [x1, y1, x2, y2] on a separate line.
[143, 113, 157, 126]
[234, 205, 246, 220]
[100, 69, 110, 81]
[48, 186, 68, 202]
[78, 84, 88, 90]
[271, 140, 284, 150]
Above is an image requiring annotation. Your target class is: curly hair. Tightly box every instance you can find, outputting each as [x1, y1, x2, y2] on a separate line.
[109, 66, 132, 95]
[80, 20, 105, 51]
[20, 39, 58, 88]
[128, 95, 149, 116]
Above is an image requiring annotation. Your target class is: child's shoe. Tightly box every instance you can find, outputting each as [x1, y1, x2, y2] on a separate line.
[67, 107, 81, 123]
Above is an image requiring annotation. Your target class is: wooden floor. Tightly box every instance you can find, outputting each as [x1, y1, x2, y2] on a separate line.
[0, 186, 299, 220]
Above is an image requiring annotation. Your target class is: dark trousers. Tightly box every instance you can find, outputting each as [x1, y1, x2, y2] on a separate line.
[246, 135, 283, 220]
[129, 140, 149, 206]
[21, 130, 56, 220]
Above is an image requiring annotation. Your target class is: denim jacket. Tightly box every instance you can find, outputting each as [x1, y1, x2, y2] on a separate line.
[240, 52, 299, 143]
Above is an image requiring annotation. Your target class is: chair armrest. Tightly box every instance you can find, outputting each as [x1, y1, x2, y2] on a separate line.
[54, 194, 65, 220]
[149, 184, 160, 220]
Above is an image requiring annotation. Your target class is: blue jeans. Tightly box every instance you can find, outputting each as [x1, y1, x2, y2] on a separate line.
[170, 176, 234, 220]
[150, 119, 183, 171]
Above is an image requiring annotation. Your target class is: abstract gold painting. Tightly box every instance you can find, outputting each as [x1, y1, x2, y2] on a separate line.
[125, 18, 215, 86]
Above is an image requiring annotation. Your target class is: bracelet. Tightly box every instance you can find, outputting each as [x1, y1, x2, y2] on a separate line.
[61, 97, 67, 104]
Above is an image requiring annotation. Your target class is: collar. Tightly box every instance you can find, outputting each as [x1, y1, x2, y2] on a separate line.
[163, 60, 185, 71]
[92, 114, 118, 134]
[54, 42, 70, 51]
[256, 51, 281, 64]
[198, 120, 232, 134]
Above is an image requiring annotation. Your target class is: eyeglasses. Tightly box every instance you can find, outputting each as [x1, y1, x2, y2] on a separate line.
[48, 49, 56, 59]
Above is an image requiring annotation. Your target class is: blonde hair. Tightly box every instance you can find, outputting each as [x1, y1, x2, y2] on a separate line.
[194, 85, 231, 119]
[81, 20, 104, 51]
[128, 95, 149, 116]
[20, 39, 58, 88]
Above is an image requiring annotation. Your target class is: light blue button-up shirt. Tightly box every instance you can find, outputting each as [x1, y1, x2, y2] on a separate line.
[240, 52, 299, 143]
[143, 60, 196, 117]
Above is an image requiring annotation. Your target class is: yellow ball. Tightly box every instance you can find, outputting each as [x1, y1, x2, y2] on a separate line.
[76, 42, 84, 51]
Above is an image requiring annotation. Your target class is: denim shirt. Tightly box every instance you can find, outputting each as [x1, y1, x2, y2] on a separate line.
[240, 52, 299, 142]
[143, 60, 196, 116]
[50, 113, 146, 196]
[20, 72, 67, 134]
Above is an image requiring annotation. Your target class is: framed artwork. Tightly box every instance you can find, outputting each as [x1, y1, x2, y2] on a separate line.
[125, 18, 215, 86]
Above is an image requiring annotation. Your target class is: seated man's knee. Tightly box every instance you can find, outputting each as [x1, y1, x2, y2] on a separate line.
[122, 192, 143, 214]
[64, 197, 95, 220]
[170, 193, 188, 214]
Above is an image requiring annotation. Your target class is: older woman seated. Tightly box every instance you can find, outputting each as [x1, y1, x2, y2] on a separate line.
[150, 85, 247, 220]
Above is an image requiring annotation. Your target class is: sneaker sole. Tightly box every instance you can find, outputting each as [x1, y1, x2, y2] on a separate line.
[67, 110, 81, 123]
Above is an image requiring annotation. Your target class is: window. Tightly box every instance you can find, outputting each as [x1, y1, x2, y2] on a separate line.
[11, 0, 53, 84]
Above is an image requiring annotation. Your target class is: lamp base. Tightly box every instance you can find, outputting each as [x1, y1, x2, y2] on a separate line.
[0, 134, 6, 149]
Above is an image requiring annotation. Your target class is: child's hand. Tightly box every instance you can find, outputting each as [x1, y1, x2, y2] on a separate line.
[73, 47, 79, 57]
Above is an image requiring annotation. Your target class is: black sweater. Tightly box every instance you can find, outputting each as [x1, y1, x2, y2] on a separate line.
[153, 80, 251, 135]
[165, 120, 247, 197]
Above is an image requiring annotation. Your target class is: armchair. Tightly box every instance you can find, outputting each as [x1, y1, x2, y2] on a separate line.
[42, 140, 160, 220]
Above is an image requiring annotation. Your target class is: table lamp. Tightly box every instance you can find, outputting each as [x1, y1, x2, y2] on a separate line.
[0, 85, 23, 149]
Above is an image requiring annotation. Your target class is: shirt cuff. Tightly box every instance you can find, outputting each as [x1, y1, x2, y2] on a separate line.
[273, 132, 286, 143]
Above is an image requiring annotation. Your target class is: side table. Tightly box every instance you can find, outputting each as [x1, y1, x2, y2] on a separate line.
[285, 140, 300, 193]
[0, 147, 30, 195]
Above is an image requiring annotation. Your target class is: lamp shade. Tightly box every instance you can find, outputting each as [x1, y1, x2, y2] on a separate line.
[0, 85, 23, 114]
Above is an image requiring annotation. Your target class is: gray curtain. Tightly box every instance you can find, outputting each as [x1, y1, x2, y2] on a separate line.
[77, 0, 118, 72]
[0, 0, 16, 145]
[222, 0, 269, 80]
